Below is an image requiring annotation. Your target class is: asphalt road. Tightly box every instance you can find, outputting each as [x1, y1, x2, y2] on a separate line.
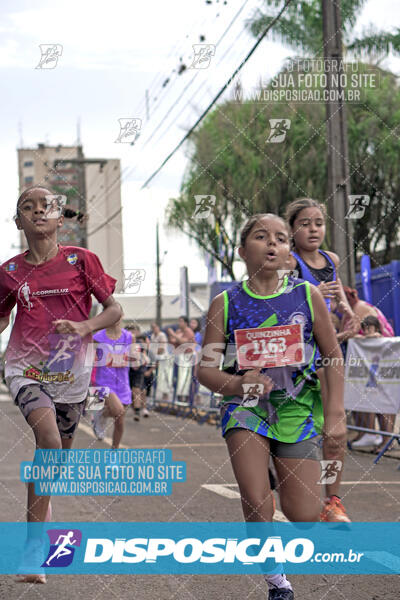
[0, 391, 399, 599]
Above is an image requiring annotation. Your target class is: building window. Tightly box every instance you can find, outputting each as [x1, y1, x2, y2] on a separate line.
[23, 161, 34, 167]
[24, 176, 34, 184]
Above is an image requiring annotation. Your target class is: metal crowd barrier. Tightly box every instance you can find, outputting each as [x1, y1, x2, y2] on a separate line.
[149, 356, 221, 426]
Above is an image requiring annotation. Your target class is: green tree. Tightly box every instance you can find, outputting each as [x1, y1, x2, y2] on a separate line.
[247, 0, 400, 59]
[347, 69, 400, 264]
[166, 65, 400, 274]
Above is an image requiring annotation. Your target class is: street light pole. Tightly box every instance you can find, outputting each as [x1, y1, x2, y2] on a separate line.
[156, 222, 162, 327]
[322, 0, 355, 286]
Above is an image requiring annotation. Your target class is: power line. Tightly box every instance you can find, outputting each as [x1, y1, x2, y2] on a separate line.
[81, 2, 263, 238]
[132, 2, 225, 119]
[141, 0, 294, 189]
[138, 0, 254, 152]
[113, 0, 260, 191]
[149, 16, 254, 151]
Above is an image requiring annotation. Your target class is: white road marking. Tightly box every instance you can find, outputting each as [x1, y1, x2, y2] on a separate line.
[202, 484, 241, 499]
[340, 481, 400, 485]
[202, 484, 289, 522]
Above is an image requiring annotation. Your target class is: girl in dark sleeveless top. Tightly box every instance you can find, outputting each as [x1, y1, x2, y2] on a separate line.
[285, 198, 355, 523]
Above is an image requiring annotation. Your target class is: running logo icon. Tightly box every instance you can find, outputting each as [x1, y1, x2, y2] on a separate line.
[18, 282, 33, 311]
[45, 334, 81, 372]
[189, 44, 215, 69]
[345, 195, 370, 219]
[87, 386, 109, 411]
[241, 383, 264, 408]
[193, 195, 216, 219]
[45, 194, 67, 219]
[115, 118, 142, 144]
[277, 269, 299, 293]
[36, 44, 63, 69]
[318, 460, 342, 485]
[42, 529, 82, 567]
[266, 119, 291, 143]
[123, 269, 146, 294]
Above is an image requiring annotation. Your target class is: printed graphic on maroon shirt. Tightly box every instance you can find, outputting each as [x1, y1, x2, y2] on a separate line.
[22, 333, 82, 384]
[0, 246, 116, 400]
[17, 281, 69, 311]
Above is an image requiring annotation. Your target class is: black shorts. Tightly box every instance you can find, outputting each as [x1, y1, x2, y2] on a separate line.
[144, 372, 154, 396]
[129, 368, 146, 390]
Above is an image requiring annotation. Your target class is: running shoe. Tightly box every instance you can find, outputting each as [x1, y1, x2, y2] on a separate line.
[142, 408, 150, 418]
[92, 410, 106, 440]
[134, 410, 140, 422]
[268, 588, 294, 600]
[320, 495, 351, 523]
[351, 433, 383, 447]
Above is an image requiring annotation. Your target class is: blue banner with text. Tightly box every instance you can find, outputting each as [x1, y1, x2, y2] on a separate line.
[3, 522, 400, 575]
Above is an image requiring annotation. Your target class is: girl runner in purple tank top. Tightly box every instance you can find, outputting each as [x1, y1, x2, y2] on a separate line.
[91, 315, 133, 449]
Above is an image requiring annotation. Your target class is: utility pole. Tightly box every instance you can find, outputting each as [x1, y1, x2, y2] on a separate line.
[156, 222, 162, 326]
[53, 154, 107, 249]
[76, 145, 87, 248]
[145, 89, 150, 121]
[322, 0, 355, 286]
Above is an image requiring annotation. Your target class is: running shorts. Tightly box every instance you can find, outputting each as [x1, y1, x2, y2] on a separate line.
[220, 380, 323, 447]
[224, 429, 321, 460]
[144, 372, 154, 396]
[129, 368, 146, 390]
[15, 384, 85, 438]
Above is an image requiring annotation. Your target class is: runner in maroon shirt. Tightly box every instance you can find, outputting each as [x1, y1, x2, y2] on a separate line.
[0, 185, 121, 583]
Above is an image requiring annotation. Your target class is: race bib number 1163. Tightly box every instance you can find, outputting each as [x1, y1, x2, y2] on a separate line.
[234, 324, 304, 369]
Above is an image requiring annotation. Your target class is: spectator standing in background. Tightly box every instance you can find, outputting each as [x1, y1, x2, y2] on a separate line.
[190, 318, 203, 346]
[351, 315, 395, 453]
[150, 322, 168, 357]
[343, 287, 394, 337]
[167, 317, 195, 404]
[150, 323, 172, 402]
[167, 316, 195, 346]
[127, 329, 150, 421]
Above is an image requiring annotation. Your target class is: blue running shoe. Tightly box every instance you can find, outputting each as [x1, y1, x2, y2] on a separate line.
[269, 588, 294, 600]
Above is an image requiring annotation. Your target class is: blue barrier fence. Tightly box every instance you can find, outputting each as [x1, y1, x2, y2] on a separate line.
[355, 260, 400, 335]
[210, 261, 400, 335]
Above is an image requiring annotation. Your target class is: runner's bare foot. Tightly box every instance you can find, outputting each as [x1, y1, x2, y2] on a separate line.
[15, 574, 46, 584]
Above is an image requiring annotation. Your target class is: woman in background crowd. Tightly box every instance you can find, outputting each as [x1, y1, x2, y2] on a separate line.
[351, 314, 395, 453]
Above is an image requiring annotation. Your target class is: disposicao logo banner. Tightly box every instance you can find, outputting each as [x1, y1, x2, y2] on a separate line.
[3, 522, 400, 575]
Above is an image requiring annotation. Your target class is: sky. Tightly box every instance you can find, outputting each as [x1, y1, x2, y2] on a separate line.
[1, 0, 400, 298]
